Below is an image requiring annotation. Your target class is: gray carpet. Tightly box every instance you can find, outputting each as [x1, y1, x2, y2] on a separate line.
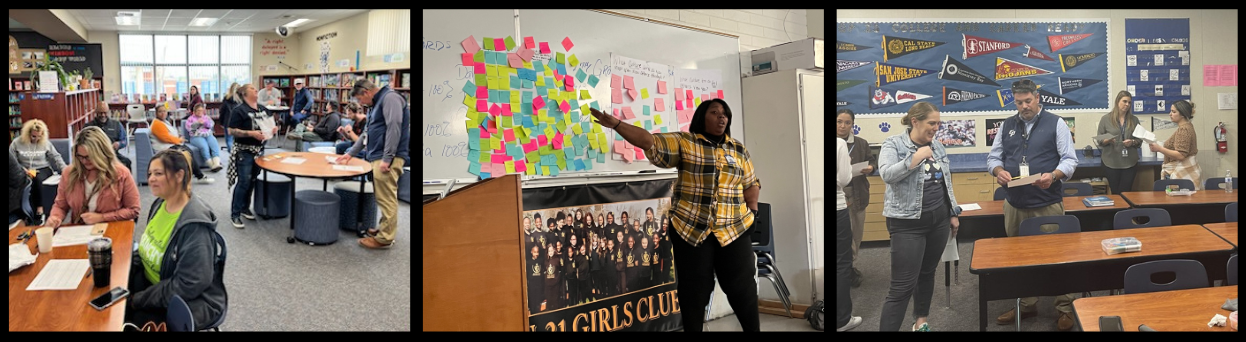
[120, 137, 411, 331]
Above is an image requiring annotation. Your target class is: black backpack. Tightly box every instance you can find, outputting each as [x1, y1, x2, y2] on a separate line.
[806, 300, 824, 331]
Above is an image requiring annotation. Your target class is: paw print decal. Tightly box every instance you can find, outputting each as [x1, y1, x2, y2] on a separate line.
[879, 122, 891, 133]
[853, 125, 861, 135]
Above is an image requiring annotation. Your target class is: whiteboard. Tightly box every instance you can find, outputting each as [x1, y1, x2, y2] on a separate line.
[421, 9, 742, 181]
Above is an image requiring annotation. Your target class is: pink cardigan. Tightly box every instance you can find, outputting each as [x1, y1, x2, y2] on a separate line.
[48, 161, 142, 225]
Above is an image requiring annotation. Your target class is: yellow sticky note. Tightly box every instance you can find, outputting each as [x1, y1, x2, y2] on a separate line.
[544, 65, 553, 75]
[580, 104, 590, 114]
[641, 88, 649, 99]
[592, 122, 602, 133]
[525, 165, 536, 175]
[589, 136, 599, 149]
[490, 137, 501, 150]
[487, 65, 498, 76]
[694, 98, 702, 107]
[511, 91, 520, 102]
[500, 77, 510, 89]
[523, 61, 533, 69]
[463, 94, 475, 107]
[569, 54, 579, 67]
[534, 74, 545, 86]
[542, 166, 550, 176]
[572, 124, 583, 135]
[581, 90, 591, 100]
[555, 77, 563, 88]
[563, 134, 573, 146]
[655, 114, 663, 125]
[505, 161, 516, 173]
[544, 127, 556, 138]
[633, 121, 643, 128]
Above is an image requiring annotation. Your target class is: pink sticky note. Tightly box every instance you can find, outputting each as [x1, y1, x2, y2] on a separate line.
[516, 160, 527, 172]
[477, 100, 488, 112]
[480, 162, 491, 175]
[717, 89, 724, 100]
[501, 104, 511, 116]
[524, 36, 535, 49]
[612, 88, 623, 104]
[523, 141, 536, 153]
[565, 77, 574, 88]
[685, 89, 694, 101]
[623, 76, 635, 90]
[554, 73, 565, 82]
[565, 82, 574, 92]
[561, 37, 574, 51]
[508, 54, 524, 68]
[655, 98, 665, 111]
[657, 81, 667, 94]
[611, 75, 621, 88]
[516, 48, 534, 61]
[675, 100, 684, 110]
[480, 128, 492, 139]
[686, 99, 693, 109]
[614, 141, 626, 153]
[627, 89, 639, 101]
[491, 153, 509, 164]
[621, 106, 635, 119]
[560, 100, 570, 113]
[635, 147, 645, 160]
[489, 103, 501, 116]
[476, 86, 488, 99]
[553, 137, 563, 150]
[701, 94, 709, 102]
[461, 35, 480, 54]
[474, 63, 485, 74]
[461, 53, 474, 66]
[538, 135, 548, 146]
[492, 164, 505, 177]
[493, 38, 506, 51]
[612, 108, 619, 117]
[486, 120, 497, 134]
[674, 88, 683, 99]
[503, 129, 515, 142]
[533, 96, 546, 110]
[539, 42, 551, 54]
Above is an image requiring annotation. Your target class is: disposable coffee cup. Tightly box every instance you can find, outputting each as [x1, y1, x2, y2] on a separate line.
[35, 227, 54, 253]
[88, 237, 113, 288]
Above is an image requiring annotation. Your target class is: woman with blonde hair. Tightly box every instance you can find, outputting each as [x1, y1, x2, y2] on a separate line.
[221, 82, 242, 152]
[44, 126, 141, 228]
[1096, 90, 1143, 194]
[9, 119, 67, 224]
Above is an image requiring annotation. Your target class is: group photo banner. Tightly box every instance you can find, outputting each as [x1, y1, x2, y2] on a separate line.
[838, 19, 1111, 116]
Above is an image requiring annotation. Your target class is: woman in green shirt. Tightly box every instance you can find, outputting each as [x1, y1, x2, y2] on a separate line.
[1096, 90, 1143, 194]
[126, 149, 227, 331]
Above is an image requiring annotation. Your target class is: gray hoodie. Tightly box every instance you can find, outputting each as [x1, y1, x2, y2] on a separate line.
[129, 196, 227, 331]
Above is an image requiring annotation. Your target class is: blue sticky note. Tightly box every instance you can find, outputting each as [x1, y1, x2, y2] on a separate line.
[533, 61, 543, 71]
[574, 159, 585, 170]
[644, 120, 652, 130]
[481, 172, 491, 179]
[550, 167, 559, 177]
[597, 153, 605, 163]
[510, 76, 520, 88]
[569, 99, 579, 110]
[587, 74, 600, 88]
[590, 101, 600, 111]
[575, 146, 584, 156]
[584, 160, 593, 170]
[557, 63, 567, 76]
[661, 127, 668, 133]
[643, 105, 650, 116]
[485, 52, 497, 65]
[581, 122, 590, 132]
[615, 131, 624, 141]
[522, 80, 532, 89]
[576, 69, 588, 83]
[523, 116, 535, 127]
[518, 68, 534, 80]
[462, 81, 475, 94]
[564, 147, 575, 159]
[588, 149, 597, 159]
[468, 161, 481, 175]
[489, 90, 499, 102]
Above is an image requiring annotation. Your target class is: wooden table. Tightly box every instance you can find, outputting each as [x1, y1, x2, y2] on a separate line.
[1121, 191, 1238, 225]
[969, 225, 1235, 331]
[1202, 222, 1238, 248]
[957, 195, 1131, 238]
[9, 220, 136, 331]
[254, 151, 373, 243]
[1073, 285, 1238, 331]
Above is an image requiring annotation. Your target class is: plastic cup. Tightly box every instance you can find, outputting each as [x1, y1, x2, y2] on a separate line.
[35, 227, 54, 253]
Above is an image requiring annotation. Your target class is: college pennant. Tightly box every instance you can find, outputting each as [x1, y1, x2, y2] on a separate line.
[874, 61, 936, 87]
[837, 40, 874, 53]
[837, 79, 869, 92]
[837, 101, 851, 107]
[1047, 33, 1093, 53]
[1038, 89, 1083, 107]
[881, 35, 946, 61]
[938, 55, 1000, 86]
[1057, 77, 1102, 95]
[942, 86, 991, 106]
[868, 85, 932, 110]
[996, 84, 1042, 107]
[1058, 52, 1105, 72]
[1022, 45, 1054, 61]
[995, 57, 1054, 81]
[962, 34, 1023, 59]
[837, 59, 873, 73]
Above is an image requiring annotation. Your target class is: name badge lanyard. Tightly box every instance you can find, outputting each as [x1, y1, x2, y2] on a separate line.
[1016, 113, 1041, 177]
[1118, 116, 1129, 157]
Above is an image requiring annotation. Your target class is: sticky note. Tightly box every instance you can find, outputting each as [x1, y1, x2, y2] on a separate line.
[576, 69, 588, 83]
[572, 124, 583, 135]
[569, 54, 579, 67]
[491, 137, 502, 150]
[577, 90, 589, 100]
[534, 75, 545, 87]
[624, 76, 635, 89]
[561, 37, 574, 51]
[565, 77, 575, 91]
[508, 54, 524, 68]
[717, 89, 724, 99]
[686, 99, 693, 109]
[621, 106, 635, 119]
[635, 147, 646, 160]
[587, 74, 600, 88]
[539, 42, 551, 54]
[553, 136, 563, 150]
[556, 52, 565, 64]
[574, 159, 585, 170]
[611, 75, 621, 88]
[694, 98, 702, 107]
[474, 63, 486, 74]
[633, 121, 642, 128]
[461, 81, 475, 95]
[493, 38, 506, 51]
[477, 100, 488, 112]
[627, 89, 639, 101]
[654, 115, 663, 125]
[702, 94, 709, 102]
[643, 105, 650, 116]
[644, 120, 651, 130]
[654, 98, 665, 111]
[516, 48, 534, 62]
[640, 88, 649, 99]
[675, 100, 683, 110]
[461, 35, 480, 54]
[560, 100, 571, 114]
[612, 88, 623, 104]
[460, 53, 474, 67]
[686, 89, 694, 101]
[463, 94, 475, 108]
[504, 36, 516, 51]
[657, 81, 667, 94]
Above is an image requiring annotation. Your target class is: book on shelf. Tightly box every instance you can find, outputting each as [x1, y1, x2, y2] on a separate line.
[1081, 196, 1115, 207]
[402, 73, 410, 88]
[325, 75, 339, 88]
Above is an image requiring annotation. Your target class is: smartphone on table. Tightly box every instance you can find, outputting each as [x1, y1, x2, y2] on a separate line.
[89, 287, 130, 311]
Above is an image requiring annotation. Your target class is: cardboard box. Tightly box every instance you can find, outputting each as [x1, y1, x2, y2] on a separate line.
[750, 38, 824, 75]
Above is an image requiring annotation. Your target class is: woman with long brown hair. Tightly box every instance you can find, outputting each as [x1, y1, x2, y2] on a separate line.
[1096, 90, 1142, 194]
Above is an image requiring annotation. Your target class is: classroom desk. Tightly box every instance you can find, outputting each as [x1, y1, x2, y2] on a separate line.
[969, 225, 1235, 331]
[956, 195, 1131, 240]
[9, 220, 136, 331]
[1120, 191, 1238, 225]
[1072, 285, 1238, 331]
[1202, 222, 1238, 248]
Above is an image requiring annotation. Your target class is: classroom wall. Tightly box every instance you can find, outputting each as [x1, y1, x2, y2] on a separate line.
[837, 9, 1239, 183]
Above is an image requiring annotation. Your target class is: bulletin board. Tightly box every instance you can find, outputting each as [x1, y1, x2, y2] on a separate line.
[837, 19, 1112, 116]
[1124, 18, 1191, 115]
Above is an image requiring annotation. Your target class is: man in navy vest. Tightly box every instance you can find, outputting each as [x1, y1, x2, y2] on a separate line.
[985, 78, 1080, 331]
[339, 79, 411, 249]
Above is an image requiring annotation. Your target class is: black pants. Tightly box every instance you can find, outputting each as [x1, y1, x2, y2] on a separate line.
[671, 225, 760, 332]
[878, 204, 950, 331]
[836, 208, 854, 329]
[30, 167, 54, 213]
[1104, 166, 1138, 194]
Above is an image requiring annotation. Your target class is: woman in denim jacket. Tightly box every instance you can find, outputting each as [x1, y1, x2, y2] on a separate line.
[876, 102, 962, 331]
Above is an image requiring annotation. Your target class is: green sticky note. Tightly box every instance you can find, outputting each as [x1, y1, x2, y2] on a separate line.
[504, 36, 516, 51]
[479, 150, 491, 163]
[569, 54, 579, 67]
[473, 50, 485, 62]
[483, 37, 493, 51]
[641, 88, 649, 99]
[556, 120, 567, 132]
[556, 52, 565, 64]
[475, 74, 486, 87]
[580, 90, 591, 100]
[655, 114, 663, 125]
[501, 116, 511, 128]
[572, 124, 583, 135]
[527, 151, 540, 164]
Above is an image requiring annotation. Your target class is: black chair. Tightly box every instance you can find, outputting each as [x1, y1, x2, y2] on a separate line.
[1014, 215, 1083, 330]
[1153, 179, 1195, 191]
[167, 230, 228, 331]
[21, 182, 35, 223]
[1113, 208, 1172, 229]
[1227, 254, 1238, 286]
[1228, 203, 1238, 222]
[1123, 259, 1208, 294]
[993, 187, 1007, 201]
[1205, 177, 1239, 191]
[1061, 183, 1092, 197]
[748, 203, 792, 318]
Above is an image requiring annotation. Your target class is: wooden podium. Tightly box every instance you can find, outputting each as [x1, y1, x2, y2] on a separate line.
[422, 175, 528, 331]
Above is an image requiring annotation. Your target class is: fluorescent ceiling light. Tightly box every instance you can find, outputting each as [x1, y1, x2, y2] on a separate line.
[115, 11, 141, 26]
[283, 18, 311, 27]
[190, 18, 219, 27]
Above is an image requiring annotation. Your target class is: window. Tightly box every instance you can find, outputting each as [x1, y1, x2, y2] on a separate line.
[119, 34, 251, 102]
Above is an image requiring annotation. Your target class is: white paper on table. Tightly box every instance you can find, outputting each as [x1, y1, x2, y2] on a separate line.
[256, 116, 277, 140]
[9, 220, 19, 231]
[26, 259, 89, 291]
[9, 244, 38, 273]
[332, 165, 365, 172]
[1131, 125, 1157, 142]
[280, 157, 307, 165]
[958, 203, 982, 211]
[52, 225, 93, 247]
[1008, 174, 1042, 188]
[325, 156, 340, 164]
[850, 162, 869, 177]
[1218, 93, 1238, 110]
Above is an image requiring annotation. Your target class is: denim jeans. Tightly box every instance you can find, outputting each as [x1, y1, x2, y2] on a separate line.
[231, 150, 259, 219]
[224, 134, 234, 152]
[335, 140, 364, 158]
[186, 136, 220, 160]
[879, 203, 951, 331]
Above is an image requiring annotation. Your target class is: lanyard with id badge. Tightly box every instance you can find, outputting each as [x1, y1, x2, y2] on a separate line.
[1015, 114, 1041, 178]
[1118, 117, 1129, 158]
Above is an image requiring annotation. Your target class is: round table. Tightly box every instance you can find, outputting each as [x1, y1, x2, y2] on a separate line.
[253, 152, 373, 244]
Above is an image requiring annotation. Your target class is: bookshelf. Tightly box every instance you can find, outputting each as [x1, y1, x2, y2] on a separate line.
[255, 68, 412, 117]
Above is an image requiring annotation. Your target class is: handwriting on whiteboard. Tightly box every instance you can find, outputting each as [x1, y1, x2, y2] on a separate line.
[423, 37, 456, 52]
[678, 75, 720, 92]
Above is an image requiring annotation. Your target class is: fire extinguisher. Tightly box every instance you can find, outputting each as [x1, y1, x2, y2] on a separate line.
[1214, 122, 1228, 153]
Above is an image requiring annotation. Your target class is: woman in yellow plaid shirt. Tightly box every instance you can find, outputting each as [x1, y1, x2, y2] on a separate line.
[589, 99, 761, 332]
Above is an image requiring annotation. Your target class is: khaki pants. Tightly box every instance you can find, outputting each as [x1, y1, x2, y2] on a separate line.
[843, 191, 866, 262]
[371, 158, 406, 244]
[1003, 200, 1076, 313]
